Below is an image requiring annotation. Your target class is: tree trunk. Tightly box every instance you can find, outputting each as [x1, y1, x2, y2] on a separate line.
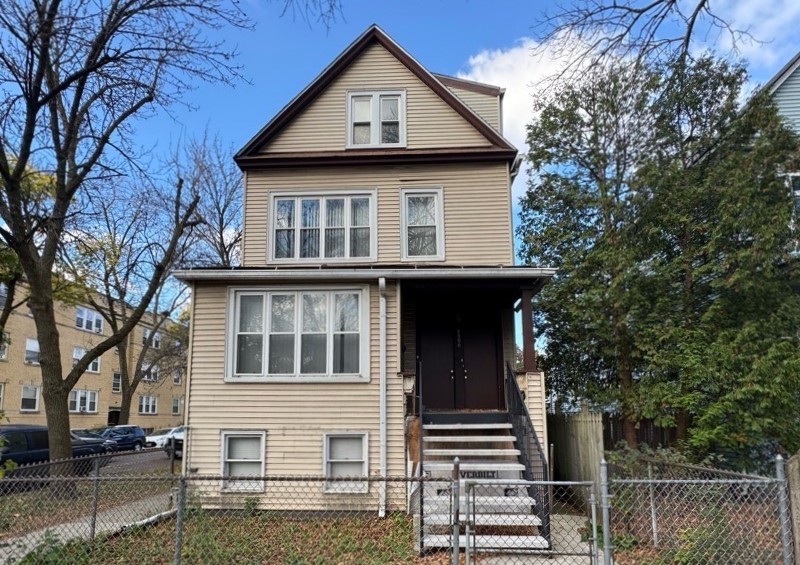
[118, 389, 132, 425]
[675, 409, 689, 442]
[41, 379, 72, 464]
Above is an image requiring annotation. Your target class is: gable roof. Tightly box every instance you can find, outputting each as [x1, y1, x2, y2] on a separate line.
[234, 25, 516, 167]
[764, 50, 800, 95]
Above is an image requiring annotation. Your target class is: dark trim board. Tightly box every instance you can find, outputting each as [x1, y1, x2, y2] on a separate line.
[422, 412, 510, 425]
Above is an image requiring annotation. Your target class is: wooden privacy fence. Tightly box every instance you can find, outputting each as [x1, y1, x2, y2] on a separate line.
[548, 410, 603, 504]
[602, 413, 678, 450]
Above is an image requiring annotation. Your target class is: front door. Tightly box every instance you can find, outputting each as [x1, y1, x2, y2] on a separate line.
[417, 294, 503, 410]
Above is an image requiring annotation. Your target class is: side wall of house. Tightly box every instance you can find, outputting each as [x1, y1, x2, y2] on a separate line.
[447, 86, 501, 132]
[185, 280, 405, 508]
[774, 66, 800, 134]
[242, 162, 513, 267]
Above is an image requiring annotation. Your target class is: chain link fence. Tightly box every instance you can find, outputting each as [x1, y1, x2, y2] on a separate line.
[0, 450, 795, 564]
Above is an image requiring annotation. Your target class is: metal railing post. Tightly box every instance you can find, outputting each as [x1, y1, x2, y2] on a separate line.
[452, 457, 460, 564]
[174, 475, 186, 565]
[170, 437, 176, 475]
[589, 484, 599, 565]
[777, 455, 793, 565]
[89, 456, 101, 542]
[600, 460, 613, 565]
[648, 462, 658, 547]
[465, 481, 472, 565]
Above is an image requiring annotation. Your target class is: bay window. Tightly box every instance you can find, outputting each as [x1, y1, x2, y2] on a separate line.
[229, 287, 368, 381]
[271, 193, 375, 262]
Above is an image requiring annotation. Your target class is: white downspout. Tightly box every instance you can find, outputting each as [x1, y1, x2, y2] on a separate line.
[378, 277, 387, 517]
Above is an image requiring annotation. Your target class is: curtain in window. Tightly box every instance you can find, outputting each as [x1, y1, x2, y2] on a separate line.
[269, 295, 295, 373]
[300, 199, 320, 258]
[352, 97, 372, 144]
[236, 295, 264, 374]
[325, 199, 345, 257]
[226, 436, 262, 476]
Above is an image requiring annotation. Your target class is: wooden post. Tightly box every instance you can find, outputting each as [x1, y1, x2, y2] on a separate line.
[521, 289, 536, 372]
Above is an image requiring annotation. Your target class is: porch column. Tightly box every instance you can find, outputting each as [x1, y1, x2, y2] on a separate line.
[521, 289, 536, 372]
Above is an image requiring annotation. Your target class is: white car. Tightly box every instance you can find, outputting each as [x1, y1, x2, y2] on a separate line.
[145, 426, 183, 448]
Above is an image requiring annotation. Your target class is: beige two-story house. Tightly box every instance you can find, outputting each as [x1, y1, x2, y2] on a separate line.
[176, 25, 554, 552]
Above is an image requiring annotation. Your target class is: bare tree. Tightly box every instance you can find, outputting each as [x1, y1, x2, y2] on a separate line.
[537, 1, 752, 77]
[181, 132, 243, 267]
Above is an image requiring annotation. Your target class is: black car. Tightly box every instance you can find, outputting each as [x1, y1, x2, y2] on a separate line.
[93, 425, 146, 451]
[0, 424, 111, 469]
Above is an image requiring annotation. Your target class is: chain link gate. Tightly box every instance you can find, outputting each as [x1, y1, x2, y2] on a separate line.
[458, 479, 600, 564]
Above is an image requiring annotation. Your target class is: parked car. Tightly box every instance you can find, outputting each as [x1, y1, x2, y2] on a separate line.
[164, 429, 184, 459]
[146, 426, 183, 448]
[92, 425, 146, 452]
[0, 425, 111, 472]
[72, 428, 119, 452]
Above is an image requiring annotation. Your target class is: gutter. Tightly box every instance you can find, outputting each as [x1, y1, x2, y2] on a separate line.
[173, 267, 556, 282]
[378, 277, 387, 517]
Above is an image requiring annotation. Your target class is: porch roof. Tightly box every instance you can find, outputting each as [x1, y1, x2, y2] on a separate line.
[173, 265, 556, 284]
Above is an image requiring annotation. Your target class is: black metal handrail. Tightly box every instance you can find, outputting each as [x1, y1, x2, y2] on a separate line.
[505, 362, 551, 545]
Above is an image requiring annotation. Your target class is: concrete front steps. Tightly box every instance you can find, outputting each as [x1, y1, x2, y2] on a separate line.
[418, 411, 549, 554]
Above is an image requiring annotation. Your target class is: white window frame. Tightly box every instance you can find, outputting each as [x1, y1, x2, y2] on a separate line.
[400, 187, 445, 261]
[72, 346, 100, 373]
[0, 383, 5, 409]
[225, 285, 370, 383]
[112, 371, 121, 393]
[323, 432, 369, 494]
[143, 328, 161, 349]
[76, 306, 103, 334]
[172, 368, 182, 385]
[345, 90, 406, 149]
[268, 190, 377, 264]
[138, 394, 157, 414]
[24, 338, 40, 365]
[220, 430, 266, 492]
[172, 396, 181, 415]
[20, 384, 40, 412]
[68, 389, 98, 413]
[0, 332, 7, 360]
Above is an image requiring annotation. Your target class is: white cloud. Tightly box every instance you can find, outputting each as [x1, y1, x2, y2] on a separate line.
[458, 38, 571, 202]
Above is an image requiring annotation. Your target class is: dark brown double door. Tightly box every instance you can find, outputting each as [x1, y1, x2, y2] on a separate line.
[417, 293, 504, 410]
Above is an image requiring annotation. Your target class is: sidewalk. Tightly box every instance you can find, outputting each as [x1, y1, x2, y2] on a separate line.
[0, 492, 173, 562]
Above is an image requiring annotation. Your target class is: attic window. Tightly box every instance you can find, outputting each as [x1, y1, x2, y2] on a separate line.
[346, 91, 406, 148]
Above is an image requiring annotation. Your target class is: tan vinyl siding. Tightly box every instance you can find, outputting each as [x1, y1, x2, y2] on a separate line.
[447, 86, 501, 132]
[261, 43, 490, 153]
[243, 162, 513, 267]
[524, 371, 548, 464]
[185, 281, 405, 507]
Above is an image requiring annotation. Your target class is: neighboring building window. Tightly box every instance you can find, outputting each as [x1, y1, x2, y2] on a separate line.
[112, 371, 121, 393]
[138, 395, 157, 414]
[346, 91, 405, 148]
[143, 329, 161, 349]
[24, 338, 40, 364]
[323, 432, 368, 493]
[401, 188, 444, 260]
[0, 332, 7, 360]
[172, 396, 180, 415]
[222, 431, 265, 491]
[0, 383, 5, 409]
[69, 389, 98, 413]
[172, 369, 182, 385]
[230, 288, 366, 379]
[76, 306, 103, 333]
[72, 347, 100, 373]
[0, 283, 6, 308]
[20, 385, 40, 412]
[271, 193, 375, 261]
[140, 363, 159, 382]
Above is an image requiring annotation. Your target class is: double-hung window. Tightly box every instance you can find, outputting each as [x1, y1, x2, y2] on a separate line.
[323, 432, 368, 493]
[20, 385, 40, 412]
[112, 371, 121, 393]
[140, 363, 159, 382]
[143, 329, 161, 349]
[230, 288, 367, 380]
[172, 396, 181, 415]
[24, 338, 40, 364]
[272, 193, 375, 262]
[138, 395, 157, 414]
[347, 91, 405, 148]
[0, 332, 7, 360]
[222, 431, 265, 491]
[73, 346, 100, 373]
[76, 307, 103, 333]
[69, 389, 98, 413]
[401, 188, 444, 261]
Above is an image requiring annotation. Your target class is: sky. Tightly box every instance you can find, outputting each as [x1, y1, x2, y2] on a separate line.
[135, 0, 800, 259]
